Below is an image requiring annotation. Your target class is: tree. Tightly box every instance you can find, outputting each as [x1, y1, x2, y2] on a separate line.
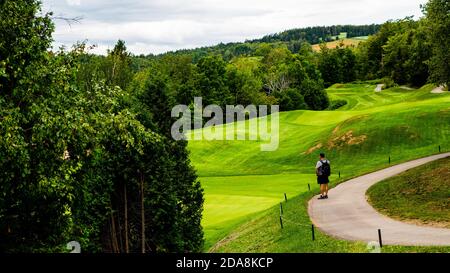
[382, 21, 431, 86]
[128, 69, 204, 252]
[423, 0, 450, 88]
[0, 0, 69, 252]
[273, 88, 307, 111]
[301, 79, 330, 110]
[318, 46, 341, 86]
[0, 0, 204, 253]
[103, 40, 133, 90]
[318, 44, 356, 86]
[195, 55, 232, 106]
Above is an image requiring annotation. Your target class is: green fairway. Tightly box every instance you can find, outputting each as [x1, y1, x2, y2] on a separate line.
[188, 83, 450, 252]
[367, 157, 450, 228]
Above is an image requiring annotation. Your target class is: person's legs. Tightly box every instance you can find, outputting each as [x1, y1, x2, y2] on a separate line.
[320, 184, 324, 196]
[325, 183, 329, 196]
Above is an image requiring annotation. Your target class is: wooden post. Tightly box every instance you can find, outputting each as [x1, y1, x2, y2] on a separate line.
[284, 193, 287, 202]
[388, 156, 391, 164]
[378, 229, 383, 248]
[339, 171, 341, 178]
[311, 224, 315, 241]
[308, 183, 311, 191]
[439, 145, 441, 153]
[279, 202, 284, 229]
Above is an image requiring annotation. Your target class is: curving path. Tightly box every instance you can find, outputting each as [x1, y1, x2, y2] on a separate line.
[308, 153, 450, 246]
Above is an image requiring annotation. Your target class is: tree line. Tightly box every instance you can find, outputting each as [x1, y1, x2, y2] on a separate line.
[0, 0, 448, 253]
[154, 25, 381, 62]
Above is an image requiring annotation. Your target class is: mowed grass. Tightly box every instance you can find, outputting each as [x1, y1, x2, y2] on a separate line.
[202, 173, 326, 248]
[367, 157, 450, 228]
[212, 189, 450, 253]
[187, 83, 450, 252]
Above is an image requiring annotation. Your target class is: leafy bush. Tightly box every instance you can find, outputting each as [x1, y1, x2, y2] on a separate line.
[381, 77, 398, 89]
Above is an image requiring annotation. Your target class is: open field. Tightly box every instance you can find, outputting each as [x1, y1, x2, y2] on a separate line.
[188, 83, 450, 251]
[312, 37, 367, 51]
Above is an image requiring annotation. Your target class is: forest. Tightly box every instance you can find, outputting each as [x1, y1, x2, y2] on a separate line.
[0, 0, 449, 252]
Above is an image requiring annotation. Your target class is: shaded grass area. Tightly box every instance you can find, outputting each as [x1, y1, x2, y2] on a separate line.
[367, 157, 450, 228]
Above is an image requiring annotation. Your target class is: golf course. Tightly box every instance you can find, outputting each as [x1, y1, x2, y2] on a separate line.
[188, 83, 450, 252]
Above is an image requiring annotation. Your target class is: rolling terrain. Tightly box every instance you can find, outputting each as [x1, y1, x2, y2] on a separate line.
[188, 83, 450, 251]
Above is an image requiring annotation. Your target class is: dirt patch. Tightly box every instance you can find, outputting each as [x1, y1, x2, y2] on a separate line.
[303, 126, 367, 155]
[332, 125, 340, 135]
[375, 84, 384, 92]
[328, 130, 367, 149]
[304, 143, 323, 155]
[431, 85, 446, 94]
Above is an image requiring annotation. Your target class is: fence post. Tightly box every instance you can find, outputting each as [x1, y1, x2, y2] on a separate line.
[308, 183, 311, 191]
[388, 156, 391, 164]
[439, 145, 441, 153]
[284, 193, 287, 202]
[279, 216, 283, 229]
[280, 202, 283, 215]
[339, 171, 341, 178]
[378, 229, 383, 248]
[311, 224, 315, 241]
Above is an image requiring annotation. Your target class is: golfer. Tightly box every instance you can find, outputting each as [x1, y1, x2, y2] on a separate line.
[316, 152, 331, 199]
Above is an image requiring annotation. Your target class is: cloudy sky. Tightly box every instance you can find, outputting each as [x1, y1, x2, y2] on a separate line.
[41, 0, 427, 55]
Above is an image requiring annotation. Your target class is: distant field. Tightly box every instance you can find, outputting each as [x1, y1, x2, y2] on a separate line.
[312, 38, 365, 51]
[367, 157, 450, 228]
[188, 83, 450, 252]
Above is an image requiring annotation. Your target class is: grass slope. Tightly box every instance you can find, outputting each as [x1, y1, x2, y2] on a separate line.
[367, 157, 450, 228]
[188, 83, 450, 251]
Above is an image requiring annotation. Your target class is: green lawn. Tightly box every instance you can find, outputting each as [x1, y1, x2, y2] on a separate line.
[367, 157, 450, 228]
[211, 190, 450, 253]
[188, 83, 450, 252]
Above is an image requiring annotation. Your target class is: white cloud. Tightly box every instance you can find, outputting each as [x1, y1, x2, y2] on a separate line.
[66, 0, 81, 7]
[42, 0, 427, 55]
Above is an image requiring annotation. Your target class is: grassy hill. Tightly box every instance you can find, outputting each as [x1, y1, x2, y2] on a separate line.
[367, 157, 450, 228]
[187, 83, 450, 252]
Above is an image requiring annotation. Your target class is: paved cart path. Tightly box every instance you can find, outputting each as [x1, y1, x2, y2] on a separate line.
[308, 153, 450, 246]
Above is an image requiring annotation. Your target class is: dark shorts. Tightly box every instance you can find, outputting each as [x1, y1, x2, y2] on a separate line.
[317, 175, 329, 184]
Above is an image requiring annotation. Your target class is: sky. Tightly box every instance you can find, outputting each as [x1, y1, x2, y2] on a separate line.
[41, 0, 427, 55]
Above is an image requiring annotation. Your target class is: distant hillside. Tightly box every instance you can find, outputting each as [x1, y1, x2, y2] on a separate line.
[250, 24, 379, 44]
[154, 24, 380, 62]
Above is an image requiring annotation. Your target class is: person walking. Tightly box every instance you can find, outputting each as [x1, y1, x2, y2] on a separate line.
[316, 153, 331, 199]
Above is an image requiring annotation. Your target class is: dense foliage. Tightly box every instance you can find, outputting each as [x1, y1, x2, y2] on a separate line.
[0, 0, 203, 253]
[0, 0, 448, 253]
[423, 0, 450, 88]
